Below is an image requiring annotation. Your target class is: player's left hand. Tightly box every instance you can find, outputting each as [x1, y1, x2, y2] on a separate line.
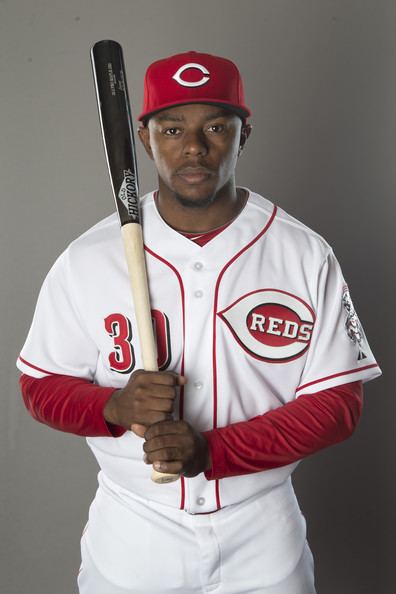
[142, 420, 211, 477]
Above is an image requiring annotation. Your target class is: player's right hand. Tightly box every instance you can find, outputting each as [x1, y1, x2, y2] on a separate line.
[103, 370, 186, 436]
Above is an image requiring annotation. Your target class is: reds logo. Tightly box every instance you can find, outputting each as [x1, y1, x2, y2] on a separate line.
[172, 63, 210, 87]
[219, 289, 316, 362]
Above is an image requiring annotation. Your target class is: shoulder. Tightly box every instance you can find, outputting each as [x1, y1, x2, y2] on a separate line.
[57, 193, 156, 276]
[247, 190, 333, 261]
[42, 212, 120, 287]
[67, 212, 120, 255]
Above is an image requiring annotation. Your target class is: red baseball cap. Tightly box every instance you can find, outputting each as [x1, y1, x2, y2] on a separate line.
[138, 50, 251, 121]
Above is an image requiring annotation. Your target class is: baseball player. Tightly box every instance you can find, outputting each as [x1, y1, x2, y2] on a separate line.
[17, 51, 381, 593]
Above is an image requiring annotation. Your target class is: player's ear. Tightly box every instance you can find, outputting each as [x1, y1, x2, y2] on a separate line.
[138, 125, 154, 160]
[238, 123, 252, 156]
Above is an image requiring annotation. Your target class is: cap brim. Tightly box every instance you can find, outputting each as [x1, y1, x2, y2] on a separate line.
[138, 99, 251, 121]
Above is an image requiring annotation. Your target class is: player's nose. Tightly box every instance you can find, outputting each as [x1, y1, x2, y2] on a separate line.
[182, 130, 208, 157]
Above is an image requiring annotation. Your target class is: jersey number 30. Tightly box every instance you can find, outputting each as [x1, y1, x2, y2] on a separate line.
[104, 311, 171, 374]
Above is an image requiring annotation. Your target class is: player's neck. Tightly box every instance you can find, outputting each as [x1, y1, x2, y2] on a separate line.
[155, 184, 248, 233]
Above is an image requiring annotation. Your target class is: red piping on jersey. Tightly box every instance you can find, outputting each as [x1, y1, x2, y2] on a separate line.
[18, 356, 56, 376]
[296, 363, 379, 393]
[211, 204, 278, 509]
[144, 245, 187, 511]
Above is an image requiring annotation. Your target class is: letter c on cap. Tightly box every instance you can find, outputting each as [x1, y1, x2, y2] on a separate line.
[172, 63, 210, 87]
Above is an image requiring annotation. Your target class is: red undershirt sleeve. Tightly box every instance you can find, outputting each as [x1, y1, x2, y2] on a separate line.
[203, 381, 363, 480]
[20, 374, 362, 478]
[19, 373, 126, 437]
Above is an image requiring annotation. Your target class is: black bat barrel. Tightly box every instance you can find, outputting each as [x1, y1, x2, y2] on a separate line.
[91, 40, 140, 226]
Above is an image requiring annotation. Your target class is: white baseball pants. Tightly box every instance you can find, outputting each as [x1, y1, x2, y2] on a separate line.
[77, 473, 316, 594]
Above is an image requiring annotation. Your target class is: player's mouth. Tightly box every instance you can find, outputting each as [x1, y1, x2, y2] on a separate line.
[175, 166, 213, 185]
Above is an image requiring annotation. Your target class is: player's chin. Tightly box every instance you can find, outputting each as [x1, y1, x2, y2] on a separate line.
[172, 180, 218, 209]
[175, 193, 216, 209]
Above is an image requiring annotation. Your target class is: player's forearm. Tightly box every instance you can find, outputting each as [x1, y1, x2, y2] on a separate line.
[203, 381, 363, 480]
[19, 373, 126, 437]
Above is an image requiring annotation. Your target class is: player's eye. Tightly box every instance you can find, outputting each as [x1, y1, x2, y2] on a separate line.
[163, 127, 181, 136]
[207, 124, 225, 133]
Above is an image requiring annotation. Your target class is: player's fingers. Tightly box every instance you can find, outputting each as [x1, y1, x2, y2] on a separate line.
[132, 395, 174, 416]
[144, 411, 174, 426]
[127, 385, 176, 405]
[129, 370, 180, 387]
[126, 384, 175, 406]
[144, 446, 182, 461]
[177, 375, 188, 386]
[131, 423, 146, 437]
[144, 420, 187, 441]
[152, 460, 183, 475]
[148, 372, 184, 386]
[149, 397, 175, 412]
[143, 432, 192, 456]
[147, 384, 178, 399]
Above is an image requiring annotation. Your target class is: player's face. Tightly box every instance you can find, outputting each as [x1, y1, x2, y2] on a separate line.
[139, 104, 250, 210]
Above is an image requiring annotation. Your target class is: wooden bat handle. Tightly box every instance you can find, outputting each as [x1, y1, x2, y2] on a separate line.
[121, 224, 180, 484]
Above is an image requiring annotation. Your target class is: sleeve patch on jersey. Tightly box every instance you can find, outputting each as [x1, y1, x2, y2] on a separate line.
[218, 289, 316, 363]
[342, 285, 367, 361]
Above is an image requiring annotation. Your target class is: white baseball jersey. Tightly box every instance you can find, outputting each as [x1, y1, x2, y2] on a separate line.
[18, 190, 380, 505]
[18, 190, 380, 588]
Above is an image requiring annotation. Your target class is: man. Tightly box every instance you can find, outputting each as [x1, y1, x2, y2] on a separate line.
[17, 51, 381, 593]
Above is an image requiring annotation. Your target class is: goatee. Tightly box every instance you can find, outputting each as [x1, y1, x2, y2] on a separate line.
[174, 192, 216, 209]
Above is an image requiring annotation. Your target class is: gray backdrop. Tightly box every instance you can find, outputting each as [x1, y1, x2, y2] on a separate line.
[1, 1, 394, 593]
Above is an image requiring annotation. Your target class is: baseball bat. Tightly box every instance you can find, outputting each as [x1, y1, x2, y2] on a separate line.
[90, 39, 179, 484]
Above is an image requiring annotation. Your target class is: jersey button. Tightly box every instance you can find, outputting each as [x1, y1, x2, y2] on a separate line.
[193, 380, 203, 390]
[197, 497, 205, 506]
[193, 261, 203, 270]
[194, 290, 203, 298]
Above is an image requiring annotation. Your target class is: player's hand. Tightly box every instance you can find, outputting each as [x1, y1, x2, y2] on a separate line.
[142, 420, 211, 477]
[103, 370, 186, 434]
